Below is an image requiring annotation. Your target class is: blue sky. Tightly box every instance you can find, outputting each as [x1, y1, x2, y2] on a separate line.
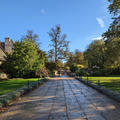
[0, 0, 112, 52]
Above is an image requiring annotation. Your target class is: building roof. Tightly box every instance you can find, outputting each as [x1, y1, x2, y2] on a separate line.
[0, 43, 7, 61]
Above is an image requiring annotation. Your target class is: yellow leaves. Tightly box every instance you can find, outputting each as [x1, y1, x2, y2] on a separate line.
[76, 64, 84, 69]
[66, 66, 70, 70]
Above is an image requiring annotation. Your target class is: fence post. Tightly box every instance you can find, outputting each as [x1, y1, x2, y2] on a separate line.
[98, 80, 101, 87]
[37, 80, 39, 87]
[28, 80, 30, 89]
[87, 76, 88, 84]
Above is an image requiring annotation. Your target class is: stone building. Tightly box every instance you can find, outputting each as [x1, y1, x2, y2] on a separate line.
[0, 37, 13, 64]
[0, 46, 6, 64]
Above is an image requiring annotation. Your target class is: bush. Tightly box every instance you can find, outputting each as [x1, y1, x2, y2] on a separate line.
[70, 64, 78, 73]
[91, 69, 108, 76]
[1, 40, 46, 78]
[35, 67, 49, 78]
[76, 69, 87, 76]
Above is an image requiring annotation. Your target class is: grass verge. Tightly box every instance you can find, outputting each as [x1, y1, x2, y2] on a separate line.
[82, 77, 120, 93]
[0, 78, 39, 95]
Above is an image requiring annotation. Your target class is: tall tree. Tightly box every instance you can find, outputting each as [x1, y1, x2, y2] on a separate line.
[104, 37, 120, 70]
[108, 0, 120, 15]
[1, 31, 47, 78]
[103, 16, 120, 42]
[1, 40, 42, 78]
[65, 52, 75, 67]
[102, 0, 120, 74]
[48, 49, 54, 61]
[22, 30, 40, 49]
[103, 0, 120, 42]
[23, 30, 46, 65]
[66, 50, 84, 67]
[84, 40, 105, 69]
[48, 25, 69, 68]
[74, 49, 84, 65]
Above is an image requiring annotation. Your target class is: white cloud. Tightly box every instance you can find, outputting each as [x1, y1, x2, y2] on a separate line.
[92, 36, 103, 40]
[41, 9, 46, 14]
[96, 17, 105, 28]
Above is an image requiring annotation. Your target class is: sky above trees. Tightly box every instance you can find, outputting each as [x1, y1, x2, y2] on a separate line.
[0, 0, 112, 52]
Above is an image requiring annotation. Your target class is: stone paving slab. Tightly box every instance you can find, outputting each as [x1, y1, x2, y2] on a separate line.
[0, 77, 120, 120]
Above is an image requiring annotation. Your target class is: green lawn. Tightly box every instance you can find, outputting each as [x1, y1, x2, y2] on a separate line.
[82, 77, 120, 93]
[0, 78, 39, 95]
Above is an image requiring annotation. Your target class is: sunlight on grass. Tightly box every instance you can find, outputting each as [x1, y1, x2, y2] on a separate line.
[82, 77, 120, 93]
[0, 78, 39, 95]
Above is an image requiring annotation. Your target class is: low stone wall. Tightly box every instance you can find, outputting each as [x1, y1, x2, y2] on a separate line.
[76, 77, 120, 103]
[0, 78, 48, 111]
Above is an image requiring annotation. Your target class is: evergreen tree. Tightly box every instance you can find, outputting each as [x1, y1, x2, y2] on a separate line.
[2, 39, 44, 78]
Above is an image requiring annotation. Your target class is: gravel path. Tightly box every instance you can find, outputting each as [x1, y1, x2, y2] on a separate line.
[0, 77, 120, 120]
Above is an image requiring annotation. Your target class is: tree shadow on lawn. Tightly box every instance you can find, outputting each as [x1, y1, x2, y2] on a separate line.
[100, 80, 120, 93]
[0, 79, 38, 95]
[85, 78, 120, 93]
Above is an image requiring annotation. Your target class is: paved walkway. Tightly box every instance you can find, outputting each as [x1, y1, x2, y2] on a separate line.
[0, 77, 120, 120]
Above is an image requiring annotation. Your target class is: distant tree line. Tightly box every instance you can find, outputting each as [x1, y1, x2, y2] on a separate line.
[1, 0, 119, 78]
[65, 0, 120, 76]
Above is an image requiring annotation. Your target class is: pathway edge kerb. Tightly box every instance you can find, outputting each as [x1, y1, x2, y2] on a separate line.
[75, 77, 120, 103]
[0, 78, 48, 111]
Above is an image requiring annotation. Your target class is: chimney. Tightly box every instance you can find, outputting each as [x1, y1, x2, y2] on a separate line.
[5, 37, 13, 54]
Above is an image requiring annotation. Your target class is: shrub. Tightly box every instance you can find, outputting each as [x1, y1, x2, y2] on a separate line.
[76, 69, 87, 76]
[70, 64, 78, 73]
[91, 69, 108, 76]
[1, 40, 45, 78]
[35, 67, 49, 78]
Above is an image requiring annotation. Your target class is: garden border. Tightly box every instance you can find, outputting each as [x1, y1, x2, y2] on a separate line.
[0, 78, 48, 111]
[76, 77, 120, 103]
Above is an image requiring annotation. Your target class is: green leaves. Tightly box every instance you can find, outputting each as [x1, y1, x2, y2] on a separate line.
[108, 0, 120, 15]
[103, 0, 120, 42]
[84, 40, 105, 69]
[105, 37, 120, 69]
[1, 39, 45, 78]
